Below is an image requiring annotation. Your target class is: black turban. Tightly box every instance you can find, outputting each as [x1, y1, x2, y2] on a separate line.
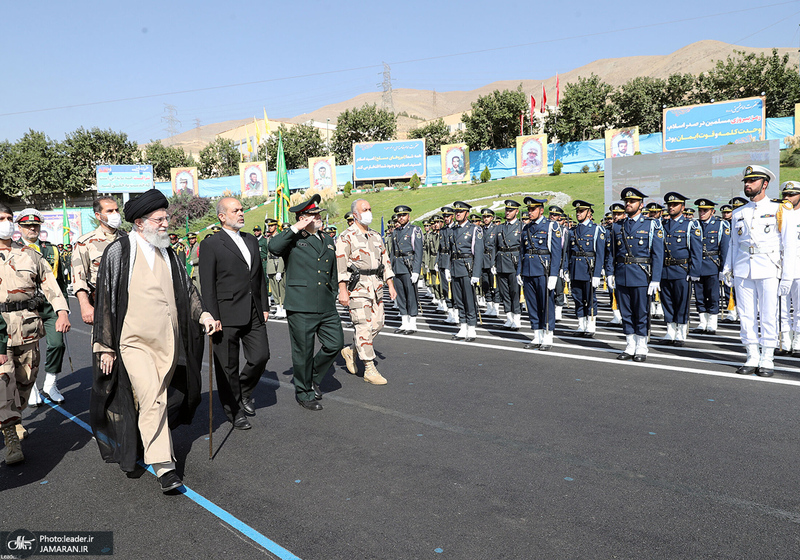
[124, 188, 169, 222]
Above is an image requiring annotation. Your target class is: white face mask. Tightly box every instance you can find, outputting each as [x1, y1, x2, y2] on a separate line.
[0, 220, 14, 240]
[105, 213, 122, 229]
[358, 211, 373, 226]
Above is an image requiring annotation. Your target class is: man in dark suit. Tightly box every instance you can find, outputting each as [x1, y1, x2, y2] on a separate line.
[200, 197, 270, 430]
[268, 194, 344, 411]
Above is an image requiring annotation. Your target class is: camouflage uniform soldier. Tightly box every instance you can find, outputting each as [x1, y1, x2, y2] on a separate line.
[0, 204, 71, 465]
[71, 197, 125, 325]
[336, 199, 397, 385]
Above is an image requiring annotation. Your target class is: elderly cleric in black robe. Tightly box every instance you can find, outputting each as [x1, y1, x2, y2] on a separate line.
[90, 189, 215, 478]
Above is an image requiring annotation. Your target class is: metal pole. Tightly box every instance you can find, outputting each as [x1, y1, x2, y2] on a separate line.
[208, 336, 214, 460]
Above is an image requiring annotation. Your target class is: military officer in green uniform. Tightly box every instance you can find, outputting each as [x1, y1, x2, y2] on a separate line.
[259, 218, 286, 318]
[268, 194, 344, 411]
[169, 233, 187, 263]
[15, 209, 70, 406]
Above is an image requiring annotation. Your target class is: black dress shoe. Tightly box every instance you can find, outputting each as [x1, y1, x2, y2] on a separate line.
[756, 367, 774, 377]
[403, 329, 416, 335]
[394, 327, 406, 334]
[584, 332, 595, 338]
[233, 413, 252, 430]
[672, 340, 684, 347]
[691, 327, 706, 334]
[297, 397, 323, 411]
[158, 470, 183, 493]
[617, 353, 634, 360]
[312, 382, 323, 400]
[465, 336, 476, 342]
[241, 397, 256, 416]
[774, 349, 791, 356]
[735, 365, 757, 375]
[538, 345, 552, 351]
[523, 342, 540, 350]
[632, 354, 646, 362]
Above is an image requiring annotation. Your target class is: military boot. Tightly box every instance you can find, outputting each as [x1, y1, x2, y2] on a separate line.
[341, 346, 357, 375]
[363, 361, 387, 385]
[3, 424, 24, 465]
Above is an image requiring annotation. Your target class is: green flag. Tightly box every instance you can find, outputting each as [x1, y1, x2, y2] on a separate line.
[276, 132, 290, 224]
[62, 199, 71, 244]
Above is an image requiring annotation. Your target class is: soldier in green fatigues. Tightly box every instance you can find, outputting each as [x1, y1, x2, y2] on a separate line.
[268, 194, 344, 411]
[259, 218, 286, 318]
[186, 233, 201, 294]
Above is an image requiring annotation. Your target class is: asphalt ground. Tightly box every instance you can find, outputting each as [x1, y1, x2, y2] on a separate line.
[3, 288, 800, 559]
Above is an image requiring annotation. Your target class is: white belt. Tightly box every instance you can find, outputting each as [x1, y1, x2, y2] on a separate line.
[740, 242, 778, 255]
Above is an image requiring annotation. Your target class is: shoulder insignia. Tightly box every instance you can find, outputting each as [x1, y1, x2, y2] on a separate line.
[657, 229, 663, 238]
[555, 229, 562, 238]
[694, 228, 701, 236]
[599, 233, 605, 240]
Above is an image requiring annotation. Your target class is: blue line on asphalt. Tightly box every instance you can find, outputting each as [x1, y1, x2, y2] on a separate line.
[45, 398, 301, 560]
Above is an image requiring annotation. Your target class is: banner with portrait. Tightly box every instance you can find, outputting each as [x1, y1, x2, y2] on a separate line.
[308, 156, 336, 189]
[170, 167, 199, 196]
[605, 127, 639, 158]
[240, 161, 267, 197]
[516, 134, 548, 176]
[440, 143, 469, 184]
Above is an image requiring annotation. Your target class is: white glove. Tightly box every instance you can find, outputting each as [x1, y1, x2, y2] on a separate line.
[547, 276, 558, 291]
[779, 278, 792, 296]
[275, 272, 282, 282]
[688, 275, 700, 282]
[490, 266, 497, 275]
[564, 272, 570, 284]
[592, 277, 601, 289]
[411, 272, 419, 283]
[516, 275, 524, 286]
[607, 275, 616, 290]
[721, 271, 733, 287]
[444, 269, 451, 282]
[648, 281, 660, 296]
[433, 263, 438, 272]
[470, 277, 479, 285]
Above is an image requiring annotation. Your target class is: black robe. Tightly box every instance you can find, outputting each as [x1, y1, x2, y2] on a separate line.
[90, 235, 207, 473]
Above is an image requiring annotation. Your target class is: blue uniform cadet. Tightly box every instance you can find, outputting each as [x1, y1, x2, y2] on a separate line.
[493, 200, 524, 330]
[548, 205, 569, 321]
[437, 207, 458, 324]
[692, 198, 730, 335]
[443, 201, 484, 341]
[567, 200, 606, 337]
[389, 205, 423, 334]
[608, 187, 665, 362]
[479, 209, 500, 317]
[605, 203, 627, 325]
[658, 192, 703, 346]
[519, 197, 563, 351]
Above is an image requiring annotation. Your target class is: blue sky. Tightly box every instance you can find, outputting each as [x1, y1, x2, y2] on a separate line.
[2, 0, 799, 145]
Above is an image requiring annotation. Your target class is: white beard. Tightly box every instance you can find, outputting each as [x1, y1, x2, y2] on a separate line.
[141, 221, 170, 248]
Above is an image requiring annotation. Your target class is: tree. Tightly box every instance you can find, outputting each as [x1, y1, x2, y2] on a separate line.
[693, 49, 800, 118]
[263, 123, 326, 170]
[198, 137, 239, 179]
[407, 119, 457, 155]
[544, 74, 614, 142]
[330, 104, 397, 164]
[462, 86, 528, 151]
[0, 130, 72, 199]
[62, 127, 140, 192]
[142, 141, 196, 181]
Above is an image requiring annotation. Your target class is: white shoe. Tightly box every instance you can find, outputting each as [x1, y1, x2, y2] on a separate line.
[540, 330, 554, 349]
[727, 308, 738, 321]
[635, 334, 649, 357]
[503, 312, 513, 328]
[395, 315, 409, 333]
[576, 316, 587, 335]
[555, 306, 563, 321]
[611, 310, 622, 325]
[28, 384, 43, 407]
[663, 323, 677, 342]
[445, 308, 457, 324]
[696, 312, 708, 332]
[707, 314, 718, 335]
[453, 324, 467, 340]
[42, 374, 65, 404]
[622, 333, 636, 356]
[759, 346, 775, 372]
[485, 303, 498, 317]
[466, 325, 477, 341]
[407, 316, 417, 333]
[743, 343, 760, 368]
[512, 314, 522, 330]
[586, 316, 597, 336]
[477, 296, 486, 307]
[676, 323, 688, 343]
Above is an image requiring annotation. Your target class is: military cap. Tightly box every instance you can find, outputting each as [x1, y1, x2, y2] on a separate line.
[124, 188, 169, 223]
[282, 222, 291, 229]
[289, 193, 323, 214]
[481, 208, 495, 216]
[330, 225, 338, 231]
[741, 165, 776, 183]
[493, 217, 501, 224]
[719, 204, 733, 213]
[265, 218, 278, 225]
[729, 197, 748, 209]
[15, 208, 44, 224]
[394, 205, 412, 214]
[168, 232, 179, 238]
[211, 225, 221, 232]
[781, 181, 800, 195]
[440, 206, 455, 216]
[344, 212, 354, 221]
[188, 232, 198, 239]
[469, 214, 481, 222]
[645, 202, 663, 211]
[683, 208, 695, 216]
[694, 198, 716, 209]
[252, 226, 262, 233]
[571, 200, 593, 210]
[521, 211, 530, 219]
[523, 197, 546, 207]
[664, 192, 688, 204]
[452, 201, 471, 211]
[391, 214, 398, 222]
[433, 215, 444, 223]
[620, 187, 646, 200]
[504, 199, 521, 209]
[610, 203, 626, 213]
[548, 205, 564, 216]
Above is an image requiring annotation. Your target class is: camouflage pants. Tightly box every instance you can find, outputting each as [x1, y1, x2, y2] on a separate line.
[269, 274, 285, 305]
[349, 297, 385, 362]
[0, 341, 40, 427]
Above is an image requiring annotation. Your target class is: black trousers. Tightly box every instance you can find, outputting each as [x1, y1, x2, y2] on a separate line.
[452, 276, 478, 326]
[497, 272, 521, 314]
[480, 268, 497, 302]
[693, 275, 721, 314]
[394, 273, 419, 316]
[212, 304, 270, 422]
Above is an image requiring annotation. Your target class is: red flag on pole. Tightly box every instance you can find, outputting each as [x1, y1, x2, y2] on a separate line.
[556, 74, 560, 107]
[541, 83, 547, 113]
[530, 95, 535, 125]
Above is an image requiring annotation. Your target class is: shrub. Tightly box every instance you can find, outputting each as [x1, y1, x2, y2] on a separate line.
[409, 173, 421, 190]
[593, 162, 602, 172]
[394, 181, 408, 190]
[581, 165, 590, 173]
[480, 166, 491, 183]
[168, 194, 212, 231]
[374, 183, 387, 191]
[553, 160, 563, 175]
[343, 181, 352, 197]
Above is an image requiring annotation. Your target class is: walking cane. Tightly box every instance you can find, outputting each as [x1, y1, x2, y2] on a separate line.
[208, 335, 213, 460]
[63, 332, 74, 373]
